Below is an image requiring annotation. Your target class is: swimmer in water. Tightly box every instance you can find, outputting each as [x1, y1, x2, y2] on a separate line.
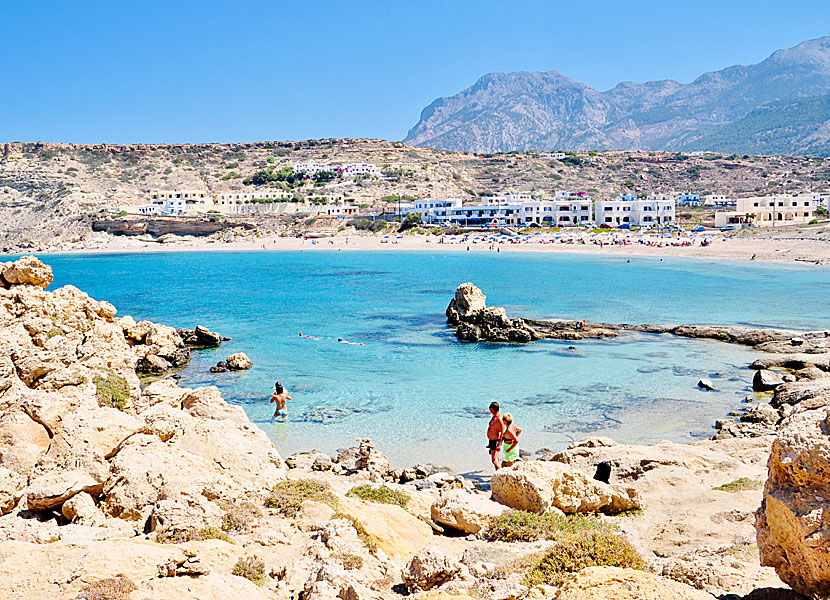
[299, 332, 320, 339]
[270, 381, 291, 420]
[337, 338, 364, 346]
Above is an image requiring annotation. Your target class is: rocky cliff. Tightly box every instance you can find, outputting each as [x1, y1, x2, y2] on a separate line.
[404, 37, 830, 154]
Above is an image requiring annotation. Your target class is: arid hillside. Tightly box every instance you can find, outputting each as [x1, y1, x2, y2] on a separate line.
[1, 139, 830, 250]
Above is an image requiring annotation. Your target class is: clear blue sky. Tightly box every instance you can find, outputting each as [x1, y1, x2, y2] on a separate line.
[2, 0, 828, 144]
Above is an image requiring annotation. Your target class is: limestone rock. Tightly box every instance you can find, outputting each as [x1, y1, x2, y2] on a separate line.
[49, 406, 141, 460]
[339, 496, 433, 560]
[753, 369, 786, 392]
[177, 325, 223, 348]
[225, 352, 252, 370]
[771, 379, 830, 408]
[568, 437, 618, 449]
[490, 461, 642, 514]
[0, 467, 25, 515]
[61, 491, 101, 523]
[756, 400, 830, 597]
[430, 489, 507, 534]
[135, 379, 190, 413]
[286, 449, 333, 470]
[556, 566, 716, 600]
[181, 386, 247, 423]
[451, 283, 486, 319]
[149, 494, 224, 535]
[131, 573, 270, 599]
[26, 470, 101, 511]
[0, 410, 50, 475]
[2, 256, 52, 288]
[403, 546, 462, 592]
[740, 403, 779, 425]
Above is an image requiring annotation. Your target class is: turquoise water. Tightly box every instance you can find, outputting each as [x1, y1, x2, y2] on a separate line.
[40, 250, 830, 474]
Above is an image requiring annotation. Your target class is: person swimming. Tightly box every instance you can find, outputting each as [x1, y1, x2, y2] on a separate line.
[299, 332, 320, 339]
[337, 338, 364, 345]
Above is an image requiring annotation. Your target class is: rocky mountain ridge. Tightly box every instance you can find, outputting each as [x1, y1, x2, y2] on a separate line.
[404, 37, 830, 154]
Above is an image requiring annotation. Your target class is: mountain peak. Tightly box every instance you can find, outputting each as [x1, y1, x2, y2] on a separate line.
[404, 37, 830, 155]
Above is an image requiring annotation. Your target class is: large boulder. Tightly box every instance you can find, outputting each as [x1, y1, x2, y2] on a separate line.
[48, 407, 141, 460]
[26, 470, 102, 511]
[0, 467, 25, 515]
[181, 386, 247, 423]
[135, 379, 190, 413]
[753, 369, 786, 392]
[756, 400, 830, 597]
[771, 379, 830, 408]
[177, 325, 223, 348]
[452, 283, 486, 319]
[402, 546, 462, 592]
[0, 410, 50, 474]
[490, 461, 642, 515]
[1, 256, 53, 288]
[430, 489, 507, 534]
[556, 567, 715, 600]
[225, 353, 252, 370]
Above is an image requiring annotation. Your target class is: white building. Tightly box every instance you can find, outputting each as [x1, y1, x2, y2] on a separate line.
[540, 152, 566, 160]
[294, 162, 332, 175]
[704, 194, 735, 207]
[216, 190, 291, 208]
[341, 163, 381, 178]
[521, 200, 593, 226]
[482, 192, 533, 206]
[323, 205, 359, 218]
[136, 204, 159, 215]
[162, 199, 187, 215]
[714, 194, 817, 228]
[595, 198, 675, 227]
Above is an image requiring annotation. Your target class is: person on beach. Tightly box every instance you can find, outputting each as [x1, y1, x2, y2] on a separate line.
[501, 413, 522, 467]
[270, 381, 291, 420]
[487, 402, 505, 471]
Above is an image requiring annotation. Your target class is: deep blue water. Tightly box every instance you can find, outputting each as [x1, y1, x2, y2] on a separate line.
[39, 250, 830, 473]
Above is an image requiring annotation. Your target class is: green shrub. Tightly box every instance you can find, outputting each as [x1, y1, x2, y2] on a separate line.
[713, 477, 762, 492]
[232, 555, 266, 586]
[337, 552, 363, 570]
[349, 218, 386, 233]
[265, 479, 338, 516]
[346, 485, 409, 508]
[486, 510, 607, 543]
[522, 531, 646, 587]
[332, 512, 378, 554]
[93, 373, 130, 410]
[77, 577, 137, 600]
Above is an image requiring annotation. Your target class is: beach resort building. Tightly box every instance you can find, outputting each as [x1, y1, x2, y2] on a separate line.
[482, 192, 533, 205]
[322, 205, 359, 218]
[294, 162, 332, 174]
[143, 190, 215, 215]
[714, 194, 818, 228]
[704, 194, 736, 207]
[595, 198, 676, 227]
[677, 193, 702, 207]
[136, 204, 159, 215]
[341, 163, 381, 178]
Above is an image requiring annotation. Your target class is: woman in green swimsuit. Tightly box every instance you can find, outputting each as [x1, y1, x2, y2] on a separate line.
[502, 413, 522, 467]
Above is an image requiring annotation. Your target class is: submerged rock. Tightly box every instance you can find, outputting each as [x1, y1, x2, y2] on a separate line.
[177, 325, 222, 348]
[697, 378, 716, 391]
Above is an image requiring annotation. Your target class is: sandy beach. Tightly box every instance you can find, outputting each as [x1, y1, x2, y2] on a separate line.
[38, 229, 830, 265]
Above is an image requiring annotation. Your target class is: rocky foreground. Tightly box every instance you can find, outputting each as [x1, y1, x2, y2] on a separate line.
[0, 259, 828, 599]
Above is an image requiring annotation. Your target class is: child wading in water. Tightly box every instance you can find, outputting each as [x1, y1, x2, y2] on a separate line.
[501, 413, 522, 467]
[271, 381, 291, 420]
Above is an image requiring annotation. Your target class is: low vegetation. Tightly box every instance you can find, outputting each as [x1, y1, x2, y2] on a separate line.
[219, 499, 263, 532]
[349, 218, 386, 232]
[77, 577, 137, 600]
[232, 555, 266, 586]
[265, 479, 339, 516]
[346, 485, 410, 508]
[713, 477, 763, 492]
[337, 552, 364, 570]
[485, 510, 608, 543]
[522, 531, 646, 587]
[155, 526, 231, 544]
[93, 372, 130, 410]
[332, 512, 378, 554]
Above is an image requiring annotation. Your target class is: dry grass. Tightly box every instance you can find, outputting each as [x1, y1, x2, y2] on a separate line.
[337, 552, 364, 570]
[522, 531, 646, 587]
[219, 499, 263, 532]
[713, 477, 763, 492]
[77, 577, 136, 600]
[155, 526, 231, 544]
[232, 555, 266, 586]
[332, 512, 378, 555]
[346, 484, 409, 508]
[485, 510, 608, 542]
[265, 479, 339, 516]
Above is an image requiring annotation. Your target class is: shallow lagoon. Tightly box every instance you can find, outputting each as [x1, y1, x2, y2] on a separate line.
[46, 250, 830, 473]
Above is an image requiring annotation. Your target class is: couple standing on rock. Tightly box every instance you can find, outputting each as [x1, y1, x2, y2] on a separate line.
[487, 401, 521, 470]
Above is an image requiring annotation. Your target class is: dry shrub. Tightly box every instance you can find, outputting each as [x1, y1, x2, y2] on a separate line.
[232, 555, 266, 586]
[265, 479, 338, 516]
[77, 577, 136, 600]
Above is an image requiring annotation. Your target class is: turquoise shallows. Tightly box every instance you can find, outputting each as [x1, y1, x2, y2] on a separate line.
[45, 251, 830, 473]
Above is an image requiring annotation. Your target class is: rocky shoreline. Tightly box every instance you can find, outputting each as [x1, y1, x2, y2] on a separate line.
[0, 258, 827, 599]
